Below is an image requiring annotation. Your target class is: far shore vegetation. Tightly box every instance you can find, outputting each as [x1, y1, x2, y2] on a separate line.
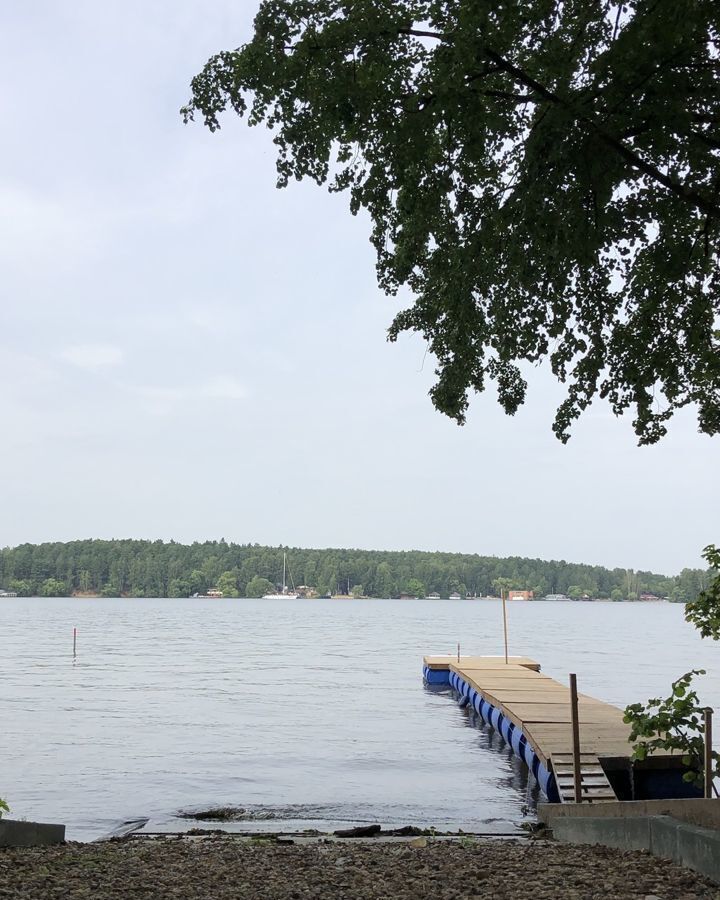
[0, 539, 711, 602]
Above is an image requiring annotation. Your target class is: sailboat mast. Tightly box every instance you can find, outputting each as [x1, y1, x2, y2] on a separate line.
[282, 552, 286, 593]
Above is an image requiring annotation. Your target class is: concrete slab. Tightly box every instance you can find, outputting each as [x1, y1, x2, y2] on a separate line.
[549, 813, 720, 885]
[539, 798, 720, 831]
[0, 819, 65, 847]
[671, 819, 720, 884]
[550, 815, 651, 852]
[649, 815, 678, 862]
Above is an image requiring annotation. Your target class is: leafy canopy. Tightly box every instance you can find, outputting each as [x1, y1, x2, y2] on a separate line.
[183, 0, 720, 444]
[245, 575, 277, 598]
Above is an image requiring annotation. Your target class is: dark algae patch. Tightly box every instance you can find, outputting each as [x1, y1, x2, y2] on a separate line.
[176, 806, 286, 822]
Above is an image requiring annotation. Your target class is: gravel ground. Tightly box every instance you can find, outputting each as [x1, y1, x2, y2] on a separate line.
[0, 836, 717, 900]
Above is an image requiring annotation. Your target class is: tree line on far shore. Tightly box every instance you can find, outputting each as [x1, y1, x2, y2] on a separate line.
[0, 539, 712, 601]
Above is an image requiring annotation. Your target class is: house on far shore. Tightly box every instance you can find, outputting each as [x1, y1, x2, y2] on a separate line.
[0, 588, 18, 598]
[426, 592, 441, 599]
[448, 591, 462, 600]
[508, 590, 534, 601]
[543, 593, 569, 601]
[639, 592, 663, 602]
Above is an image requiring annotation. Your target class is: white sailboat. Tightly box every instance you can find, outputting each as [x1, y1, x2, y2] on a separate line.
[262, 552, 299, 599]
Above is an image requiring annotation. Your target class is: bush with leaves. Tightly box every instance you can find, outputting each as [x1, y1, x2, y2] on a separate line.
[684, 545, 720, 639]
[625, 546, 720, 791]
[0, 797, 8, 819]
[624, 670, 719, 791]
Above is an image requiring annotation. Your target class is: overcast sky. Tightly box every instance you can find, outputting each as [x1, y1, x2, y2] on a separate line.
[0, 1, 717, 575]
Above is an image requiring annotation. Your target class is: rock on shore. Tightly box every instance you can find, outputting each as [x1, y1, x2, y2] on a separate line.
[1, 836, 717, 899]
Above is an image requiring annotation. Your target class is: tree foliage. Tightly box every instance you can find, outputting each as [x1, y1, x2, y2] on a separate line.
[40, 578, 68, 598]
[684, 544, 720, 638]
[0, 538, 710, 600]
[183, 0, 720, 444]
[625, 547, 720, 788]
[404, 577, 427, 598]
[216, 570, 242, 598]
[245, 576, 276, 598]
[624, 670, 719, 789]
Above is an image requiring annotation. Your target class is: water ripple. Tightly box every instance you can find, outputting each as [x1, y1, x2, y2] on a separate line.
[0, 597, 717, 841]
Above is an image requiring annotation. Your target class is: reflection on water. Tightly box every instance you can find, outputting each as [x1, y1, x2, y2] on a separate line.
[447, 697, 539, 812]
[0, 597, 718, 840]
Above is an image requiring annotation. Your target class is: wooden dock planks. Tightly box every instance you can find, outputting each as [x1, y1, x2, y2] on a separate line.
[423, 656, 541, 671]
[424, 654, 633, 803]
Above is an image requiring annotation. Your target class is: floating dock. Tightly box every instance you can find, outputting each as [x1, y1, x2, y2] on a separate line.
[423, 655, 698, 804]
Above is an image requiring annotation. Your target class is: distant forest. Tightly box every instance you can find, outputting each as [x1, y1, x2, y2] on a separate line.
[0, 539, 712, 601]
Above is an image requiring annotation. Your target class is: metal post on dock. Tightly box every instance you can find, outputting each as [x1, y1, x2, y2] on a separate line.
[704, 707, 713, 800]
[569, 673, 582, 803]
[501, 590, 509, 664]
[457, 642, 460, 663]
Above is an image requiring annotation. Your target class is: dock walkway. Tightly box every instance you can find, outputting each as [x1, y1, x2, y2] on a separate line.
[423, 656, 634, 803]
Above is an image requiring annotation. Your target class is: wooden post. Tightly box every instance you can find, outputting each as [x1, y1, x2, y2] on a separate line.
[704, 707, 713, 800]
[73, 627, 77, 659]
[570, 673, 582, 803]
[502, 590, 509, 664]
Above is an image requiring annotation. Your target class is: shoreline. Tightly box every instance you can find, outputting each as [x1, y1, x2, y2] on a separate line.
[1, 833, 716, 899]
[10, 593, 676, 602]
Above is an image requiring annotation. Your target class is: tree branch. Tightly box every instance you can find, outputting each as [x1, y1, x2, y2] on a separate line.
[692, 130, 720, 151]
[397, 27, 720, 219]
[399, 28, 445, 41]
[482, 47, 720, 219]
[471, 87, 534, 103]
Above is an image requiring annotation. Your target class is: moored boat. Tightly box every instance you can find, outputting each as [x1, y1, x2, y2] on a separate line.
[263, 552, 299, 599]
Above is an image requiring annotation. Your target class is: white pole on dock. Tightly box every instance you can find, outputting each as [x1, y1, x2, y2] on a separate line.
[704, 707, 713, 799]
[501, 590, 509, 664]
[73, 627, 77, 659]
[570, 673, 582, 803]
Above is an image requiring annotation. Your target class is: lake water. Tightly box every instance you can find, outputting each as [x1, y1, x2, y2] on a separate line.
[1, 597, 718, 841]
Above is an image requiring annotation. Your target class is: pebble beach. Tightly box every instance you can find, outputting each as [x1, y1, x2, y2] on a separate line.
[1, 836, 717, 900]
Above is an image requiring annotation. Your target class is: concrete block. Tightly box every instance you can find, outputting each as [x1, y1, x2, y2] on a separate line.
[648, 816, 679, 862]
[0, 819, 65, 847]
[672, 820, 720, 884]
[550, 814, 720, 885]
[551, 815, 651, 851]
[621, 815, 654, 849]
[539, 798, 720, 831]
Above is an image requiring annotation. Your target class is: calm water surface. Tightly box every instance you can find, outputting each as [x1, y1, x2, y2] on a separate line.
[1, 598, 718, 840]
